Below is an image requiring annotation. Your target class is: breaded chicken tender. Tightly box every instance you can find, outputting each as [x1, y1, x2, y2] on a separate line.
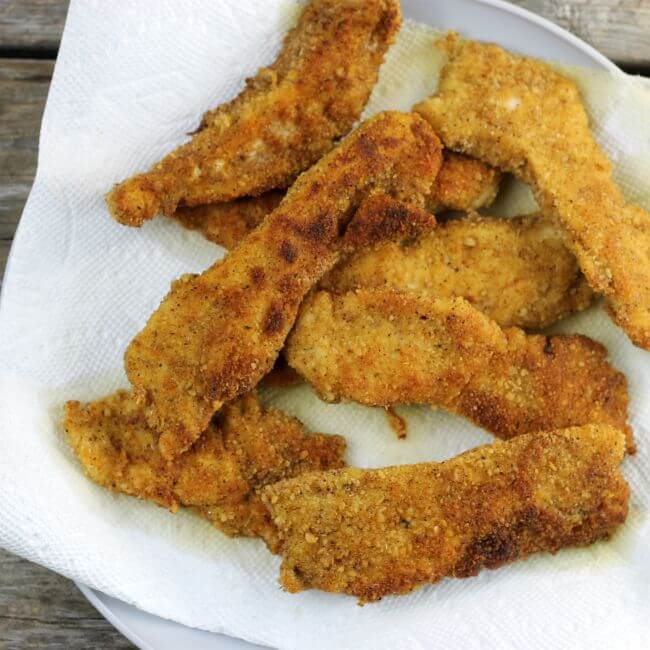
[322, 213, 594, 328]
[285, 290, 633, 451]
[172, 152, 500, 250]
[106, 0, 401, 226]
[262, 424, 629, 602]
[64, 391, 345, 551]
[415, 35, 650, 349]
[175, 191, 285, 251]
[426, 151, 501, 213]
[125, 112, 441, 459]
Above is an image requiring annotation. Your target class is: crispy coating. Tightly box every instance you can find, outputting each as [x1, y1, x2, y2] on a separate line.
[287, 290, 507, 406]
[262, 424, 629, 602]
[426, 151, 501, 213]
[458, 327, 634, 453]
[64, 391, 345, 551]
[175, 191, 285, 251]
[106, 0, 401, 226]
[172, 152, 500, 249]
[415, 35, 650, 349]
[125, 112, 441, 459]
[322, 213, 594, 328]
[285, 290, 633, 451]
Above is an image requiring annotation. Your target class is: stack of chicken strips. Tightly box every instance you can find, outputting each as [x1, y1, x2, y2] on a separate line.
[64, 0, 648, 603]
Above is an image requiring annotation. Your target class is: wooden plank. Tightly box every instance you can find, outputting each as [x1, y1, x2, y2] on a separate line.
[0, 59, 53, 283]
[1, 0, 650, 65]
[0, 0, 67, 53]
[0, 549, 135, 649]
[511, 0, 650, 67]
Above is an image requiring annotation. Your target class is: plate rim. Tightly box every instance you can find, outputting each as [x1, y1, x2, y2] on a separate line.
[69, 0, 617, 648]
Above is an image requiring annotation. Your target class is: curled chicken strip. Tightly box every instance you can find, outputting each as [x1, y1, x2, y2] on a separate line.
[125, 112, 441, 459]
[64, 391, 345, 552]
[285, 289, 633, 452]
[415, 35, 650, 349]
[106, 0, 401, 226]
[262, 424, 629, 602]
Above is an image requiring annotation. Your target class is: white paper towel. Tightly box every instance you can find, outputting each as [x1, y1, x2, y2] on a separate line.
[1, 1, 650, 648]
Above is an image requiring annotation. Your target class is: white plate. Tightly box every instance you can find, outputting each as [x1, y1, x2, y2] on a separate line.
[74, 0, 616, 647]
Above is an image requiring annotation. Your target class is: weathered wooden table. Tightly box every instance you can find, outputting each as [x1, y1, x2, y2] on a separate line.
[0, 1, 648, 648]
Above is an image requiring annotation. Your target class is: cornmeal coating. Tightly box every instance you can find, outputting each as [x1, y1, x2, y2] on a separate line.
[125, 112, 441, 459]
[106, 0, 400, 226]
[322, 214, 594, 328]
[426, 151, 501, 213]
[172, 152, 500, 249]
[64, 391, 345, 551]
[285, 290, 633, 451]
[415, 35, 650, 349]
[175, 191, 285, 250]
[262, 424, 629, 602]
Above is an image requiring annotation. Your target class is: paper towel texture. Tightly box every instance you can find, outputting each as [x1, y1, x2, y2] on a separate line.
[0, 1, 649, 648]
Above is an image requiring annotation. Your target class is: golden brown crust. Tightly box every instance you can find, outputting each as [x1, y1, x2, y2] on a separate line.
[173, 202, 593, 330]
[457, 327, 634, 453]
[286, 289, 507, 405]
[174, 191, 285, 250]
[427, 151, 501, 213]
[262, 425, 629, 602]
[285, 289, 633, 451]
[323, 213, 594, 328]
[63, 391, 345, 551]
[170, 151, 501, 249]
[415, 34, 650, 349]
[125, 112, 441, 459]
[106, 0, 401, 226]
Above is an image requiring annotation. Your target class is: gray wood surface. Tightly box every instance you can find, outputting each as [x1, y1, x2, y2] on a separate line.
[1, 0, 649, 64]
[0, 553, 133, 649]
[516, 0, 650, 68]
[0, 0, 649, 648]
[0, 1, 67, 53]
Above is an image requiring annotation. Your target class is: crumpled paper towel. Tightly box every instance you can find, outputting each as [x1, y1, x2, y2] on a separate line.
[1, 1, 649, 648]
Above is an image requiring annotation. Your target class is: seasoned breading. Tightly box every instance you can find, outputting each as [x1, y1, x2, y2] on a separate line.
[457, 327, 634, 452]
[175, 191, 285, 251]
[426, 151, 500, 213]
[174, 202, 593, 329]
[415, 35, 650, 349]
[288, 290, 508, 405]
[106, 0, 401, 226]
[285, 290, 633, 451]
[64, 391, 345, 551]
[172, 152, 500, 250]
[322, 213, 594, 328]
[125, 112, 441, 459]
[262, 424, 629, 602]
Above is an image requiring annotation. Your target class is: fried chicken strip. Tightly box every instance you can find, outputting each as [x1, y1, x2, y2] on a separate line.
[125, 112, 441, 459]
[172, 152, 501, 249]
[285, 290, 633, 451]
[106, 0, 401, 226]
[426, 150, 501, 213]
[262, 424, 629, 602]
[64, 391, 345, 552]
[415, 35, 650, 349]
[322, 213, 594, 328]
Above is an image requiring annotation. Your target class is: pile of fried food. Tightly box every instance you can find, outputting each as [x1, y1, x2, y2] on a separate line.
[64, 0, 647, 604]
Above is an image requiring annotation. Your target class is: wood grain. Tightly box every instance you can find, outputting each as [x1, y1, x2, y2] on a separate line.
[0, 0, 67, 53]
[1, 0, 649, 64]
[512, 0, 650, 66]
[0, 550, 134, 649]
[0, 59, 52, 282]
